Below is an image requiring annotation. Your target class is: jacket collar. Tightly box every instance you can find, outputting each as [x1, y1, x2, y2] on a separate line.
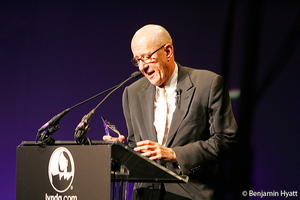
[137, 63, 195, 145]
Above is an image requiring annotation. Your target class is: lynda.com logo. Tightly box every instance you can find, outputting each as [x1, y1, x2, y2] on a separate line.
[48, 147, 75, 193]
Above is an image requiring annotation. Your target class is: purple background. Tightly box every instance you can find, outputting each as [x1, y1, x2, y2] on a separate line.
[1, 1, 299, 199]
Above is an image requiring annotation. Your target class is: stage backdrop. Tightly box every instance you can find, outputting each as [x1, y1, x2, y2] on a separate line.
[0, 1, 299, 199]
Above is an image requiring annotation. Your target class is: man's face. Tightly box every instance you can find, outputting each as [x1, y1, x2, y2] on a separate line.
[132, 43, 172, 87]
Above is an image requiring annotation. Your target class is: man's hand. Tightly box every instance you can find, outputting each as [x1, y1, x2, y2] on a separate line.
[102, 135, 126, 143]
[134, 140, 177, 162]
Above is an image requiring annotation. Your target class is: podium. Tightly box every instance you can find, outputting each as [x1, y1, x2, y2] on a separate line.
[16, 141, 188, 200]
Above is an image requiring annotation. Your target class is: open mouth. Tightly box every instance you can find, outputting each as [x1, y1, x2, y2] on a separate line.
[143, 66, 155, 79]
[148, 71, 155, 76]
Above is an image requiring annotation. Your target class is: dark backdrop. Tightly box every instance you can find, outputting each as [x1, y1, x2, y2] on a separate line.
[0, 1, 299, 199]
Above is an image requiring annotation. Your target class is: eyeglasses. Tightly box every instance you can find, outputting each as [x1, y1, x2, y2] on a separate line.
[131, 44, 166, 67]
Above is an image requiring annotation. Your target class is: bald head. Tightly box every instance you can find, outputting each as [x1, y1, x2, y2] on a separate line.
[130, 24, 176, 87]
[131, 24, 173, 52]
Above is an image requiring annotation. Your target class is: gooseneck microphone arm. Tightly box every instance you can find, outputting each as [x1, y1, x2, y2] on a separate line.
[36, 82, 120, 145]
[74, 71, 141, 144]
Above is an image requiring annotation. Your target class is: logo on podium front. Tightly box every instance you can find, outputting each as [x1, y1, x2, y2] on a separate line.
[48, 147, 75, 193]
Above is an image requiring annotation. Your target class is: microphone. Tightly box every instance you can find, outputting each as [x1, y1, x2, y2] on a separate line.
[175, 88, 182, 106]
[36, 108, 71, 145]
[74, 71, 141, 144]
[36, 71, 141, 145]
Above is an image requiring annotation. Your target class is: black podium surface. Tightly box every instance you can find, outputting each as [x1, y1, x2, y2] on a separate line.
[16, 141, 188, 200]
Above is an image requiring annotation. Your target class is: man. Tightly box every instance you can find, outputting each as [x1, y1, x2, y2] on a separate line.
[104, 24, 237, 200]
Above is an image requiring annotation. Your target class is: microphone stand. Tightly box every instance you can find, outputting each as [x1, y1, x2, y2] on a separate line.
[36, 83, 119, 145]
[74, 71, 141, 144]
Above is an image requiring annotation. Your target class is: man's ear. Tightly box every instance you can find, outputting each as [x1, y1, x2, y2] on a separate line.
[165, 44, 174, 59]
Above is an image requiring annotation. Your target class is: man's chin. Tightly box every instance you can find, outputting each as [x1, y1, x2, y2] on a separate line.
[150, 80, 164, 87]
[146, 75, 163, 86]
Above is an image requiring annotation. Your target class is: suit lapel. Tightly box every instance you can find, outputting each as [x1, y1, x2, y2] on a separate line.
[166, 66, 195, 146]
[138, 81, 158, 142]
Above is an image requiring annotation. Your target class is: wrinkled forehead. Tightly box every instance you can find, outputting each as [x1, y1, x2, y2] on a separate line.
[131, 37, 158, 57]
[131, 25, 172, 55]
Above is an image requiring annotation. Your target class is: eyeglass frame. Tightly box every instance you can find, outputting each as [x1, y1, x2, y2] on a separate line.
[131, 44, 166, 67]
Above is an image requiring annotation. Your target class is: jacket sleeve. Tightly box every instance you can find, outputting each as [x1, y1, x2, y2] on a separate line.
[172, 75, 238, 175]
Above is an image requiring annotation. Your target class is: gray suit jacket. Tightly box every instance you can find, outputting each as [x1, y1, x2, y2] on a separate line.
[122, 64, 238, 199]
